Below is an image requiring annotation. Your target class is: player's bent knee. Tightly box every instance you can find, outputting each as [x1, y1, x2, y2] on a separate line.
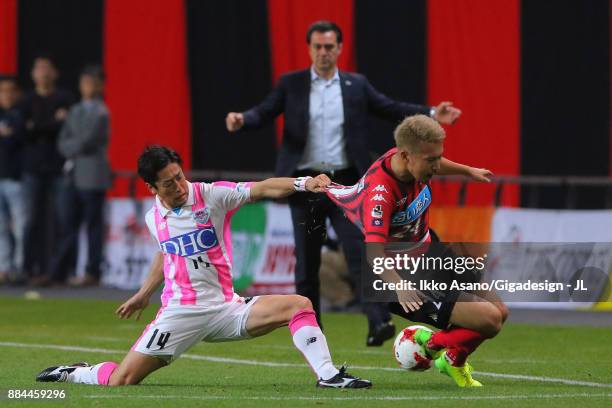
[481, 308, 503, 338]
[499, 303, 509, 323]
[284, 295, 313, 321]
[295, 295, 313, 312]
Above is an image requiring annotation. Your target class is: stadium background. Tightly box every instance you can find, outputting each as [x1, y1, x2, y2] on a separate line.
[0, 1, 612, 404]
[0, 0, 610, 304]
[1, 0, 609, 204]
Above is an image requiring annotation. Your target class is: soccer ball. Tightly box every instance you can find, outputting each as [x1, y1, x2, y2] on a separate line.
[392, 325, 433, 371]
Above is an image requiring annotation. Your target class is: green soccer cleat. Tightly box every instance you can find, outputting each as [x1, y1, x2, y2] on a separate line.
[434, 352, 483, 388]
[413, 328, 443, 360]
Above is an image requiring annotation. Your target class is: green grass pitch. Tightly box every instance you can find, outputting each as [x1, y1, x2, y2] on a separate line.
[0, 297, 610, 407]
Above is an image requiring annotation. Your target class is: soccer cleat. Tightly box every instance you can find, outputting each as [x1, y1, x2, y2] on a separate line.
[36, 362, 91, 382]
[316, 365, 372, 389]
[366, 321, 396, 347]
[413, 328, 443, 360]
[434, 353, 482, 388]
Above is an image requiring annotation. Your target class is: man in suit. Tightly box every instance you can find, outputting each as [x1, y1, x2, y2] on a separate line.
[47, 65, 111, 286]
[226, 21, 461, 345]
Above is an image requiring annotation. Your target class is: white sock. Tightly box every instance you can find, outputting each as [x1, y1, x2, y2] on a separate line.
[67, 362, 118, 385]
[289, 309, 339, 380]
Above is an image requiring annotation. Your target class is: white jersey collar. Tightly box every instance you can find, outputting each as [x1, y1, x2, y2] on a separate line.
[155, 181, 195, 218]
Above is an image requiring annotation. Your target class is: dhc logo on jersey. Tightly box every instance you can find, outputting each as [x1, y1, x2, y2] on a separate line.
[391, 186, 431, 226]
[160, 228, 219, 257]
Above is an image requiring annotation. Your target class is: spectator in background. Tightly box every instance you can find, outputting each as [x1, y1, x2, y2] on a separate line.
[226, 21, 462, 346]
[20, 55, 75, 284]
[46, 65, 111, 286]
[0, 76, 26, 285]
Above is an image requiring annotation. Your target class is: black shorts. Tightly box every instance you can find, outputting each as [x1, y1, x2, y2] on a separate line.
[387, 293, 458, 330]
[389, 241, 479, 330]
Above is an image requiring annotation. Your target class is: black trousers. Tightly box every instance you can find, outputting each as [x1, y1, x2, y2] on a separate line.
[48, 179, 106, 282]
[22, 172, 63, 277]
[289, 168, 391, 328]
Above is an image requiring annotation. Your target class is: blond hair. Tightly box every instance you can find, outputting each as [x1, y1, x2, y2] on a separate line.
[393, 114, 445, 152]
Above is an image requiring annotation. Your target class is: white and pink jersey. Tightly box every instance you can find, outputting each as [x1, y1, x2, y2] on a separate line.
[145, 181, 252, 308]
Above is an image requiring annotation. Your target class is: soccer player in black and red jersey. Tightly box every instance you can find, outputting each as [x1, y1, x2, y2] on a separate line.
[326, 115, 508, 387]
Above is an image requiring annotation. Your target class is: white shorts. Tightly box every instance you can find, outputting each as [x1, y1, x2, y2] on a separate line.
[131, 296, 260, 363]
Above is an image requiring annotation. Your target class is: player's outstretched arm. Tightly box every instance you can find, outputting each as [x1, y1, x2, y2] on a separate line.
[115, 252, 164, 320]
[226, 77, 286, 132]
[438, 157, 493, 182]
[249, 174, 331, 201]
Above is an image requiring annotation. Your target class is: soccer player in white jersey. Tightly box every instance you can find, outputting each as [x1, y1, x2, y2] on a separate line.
[36, 145, 371, 389]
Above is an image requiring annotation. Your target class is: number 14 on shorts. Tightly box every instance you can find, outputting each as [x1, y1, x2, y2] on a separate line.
[146, 329, 171, 350]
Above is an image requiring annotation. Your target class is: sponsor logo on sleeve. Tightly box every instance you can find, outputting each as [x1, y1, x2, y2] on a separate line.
[372, 219, 384, 227]
[371, 194, 388, 203]
[372, 184, 389, 193]
[371, 204, 383, 219]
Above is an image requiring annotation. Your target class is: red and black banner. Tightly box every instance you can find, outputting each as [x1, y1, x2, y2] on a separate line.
[17, 0, 104, 95]
[104, 0, 192, 197]
[2, 0, 610, 206]
[186, 0, 276, 172]
[355, 0, 427, 158]
[521, 0, 610, 208]
[0, 0, 17, 74]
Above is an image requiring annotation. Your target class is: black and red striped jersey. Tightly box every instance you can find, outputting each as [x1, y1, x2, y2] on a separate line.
[326, 148, 431, 243]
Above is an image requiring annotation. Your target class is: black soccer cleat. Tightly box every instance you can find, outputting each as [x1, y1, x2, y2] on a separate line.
[316, 365, 372, 389]
[366, 321, 396, 347]
[36, 362, 91, 382]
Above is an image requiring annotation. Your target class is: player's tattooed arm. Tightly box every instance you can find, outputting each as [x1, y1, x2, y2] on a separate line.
[249, 174, 331, 200]
[438, 157, 493, 182]
[116, 252, 164, 320]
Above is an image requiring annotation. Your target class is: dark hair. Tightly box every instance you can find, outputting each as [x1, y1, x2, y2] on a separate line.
[0, 75, 18, 85]
[137, 145, 183, 186]
[306, 20, 342, 44]
[32, 53, 56, 68]
[81, 64, 105, 81]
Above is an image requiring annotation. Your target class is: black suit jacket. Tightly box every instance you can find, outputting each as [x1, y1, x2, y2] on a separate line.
[242, 69, 430, 176]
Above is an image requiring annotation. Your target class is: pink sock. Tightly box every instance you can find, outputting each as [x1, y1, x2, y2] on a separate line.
[289, 309, 338, 380]
[97, 362, 119, 385]
[67, 361, 118, 385]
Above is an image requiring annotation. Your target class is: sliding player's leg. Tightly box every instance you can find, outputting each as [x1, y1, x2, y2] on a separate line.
[245, 294, 372, 388]
[107, 351, 167, 386]
[36, 352, 166, 386]
[37, 304, 194, 386]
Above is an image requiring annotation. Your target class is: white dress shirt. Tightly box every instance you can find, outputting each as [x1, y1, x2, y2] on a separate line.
[297, 67, 348, 171]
